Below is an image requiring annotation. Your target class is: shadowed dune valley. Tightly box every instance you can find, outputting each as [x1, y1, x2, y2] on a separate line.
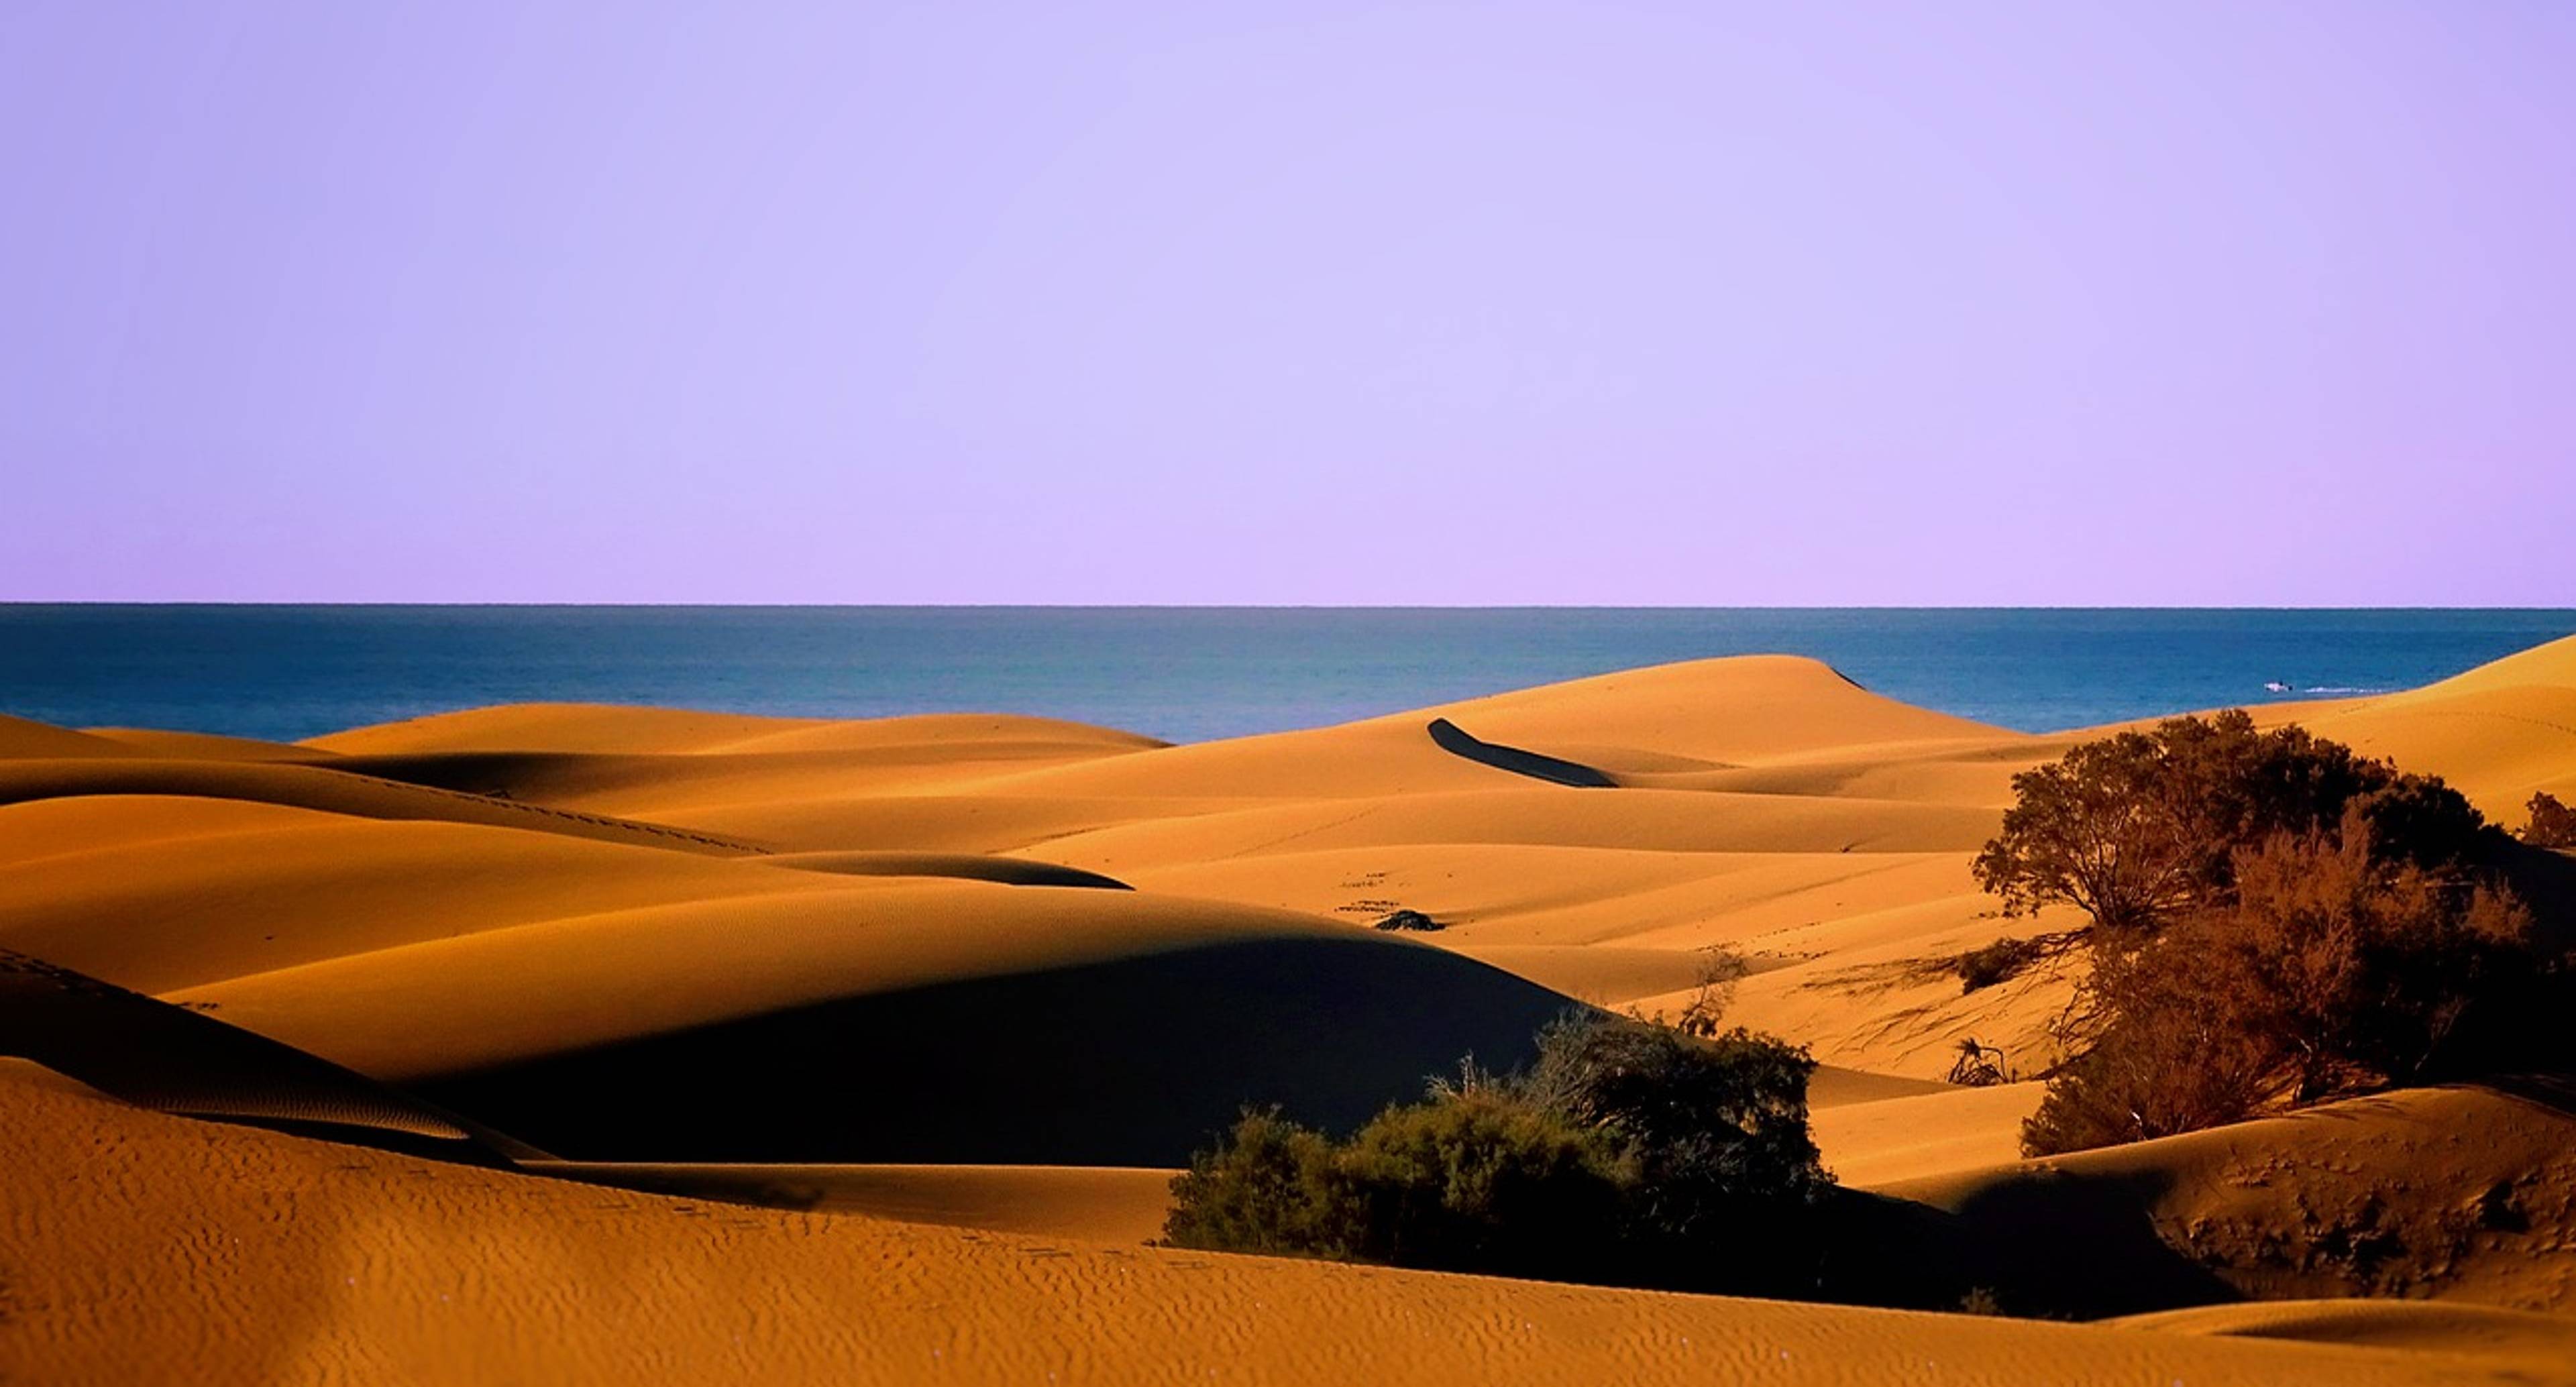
[7, 632, 2576, 1384]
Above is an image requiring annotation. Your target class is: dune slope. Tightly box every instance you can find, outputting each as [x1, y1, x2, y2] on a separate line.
[4, 1066, 2550, 1387]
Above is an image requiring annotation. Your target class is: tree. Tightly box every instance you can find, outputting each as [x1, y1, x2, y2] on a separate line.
[1973, 710, 2492, 940]
[2526, 791, 2576, 850]
[2022, 816, 2534, 1156]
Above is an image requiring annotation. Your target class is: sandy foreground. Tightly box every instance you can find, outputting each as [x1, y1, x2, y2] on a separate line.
[4, 634, 2575, 1383]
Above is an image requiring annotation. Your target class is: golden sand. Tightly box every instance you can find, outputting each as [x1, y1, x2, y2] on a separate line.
[5, 635, 2575, 1382]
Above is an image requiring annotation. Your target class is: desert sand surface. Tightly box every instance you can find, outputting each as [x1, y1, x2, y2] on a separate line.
[5, 1062, 2559, 1387]
[5, 634, 2575, 1381]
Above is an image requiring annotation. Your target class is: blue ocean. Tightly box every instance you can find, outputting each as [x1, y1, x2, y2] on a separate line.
[1, 607, 2569, 745]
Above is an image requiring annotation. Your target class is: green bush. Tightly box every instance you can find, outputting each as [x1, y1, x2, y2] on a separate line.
[1163, 1109, 1348, 1257]
[1334, 1091, 1630, 1278]
[1165, 1013, 1830, 1291]
[1519, 1016, 1827, 1245]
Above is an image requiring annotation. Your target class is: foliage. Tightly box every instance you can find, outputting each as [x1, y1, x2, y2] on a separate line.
[1520, 1015, 1829, 1245]
[1163, 1109, 1347, 1257]
[1953, 937, 2043, 992]
[1332, 1091, 1630, 1278]
[1371, 909, 1443, 932]
[2023, 816, 2534, 1156]
[2526, 791, 2576, 850]
[1165, 1014, 1830, 1291]
[2021, 985, 2278, 1156]
[1972, 710, 2493, 939]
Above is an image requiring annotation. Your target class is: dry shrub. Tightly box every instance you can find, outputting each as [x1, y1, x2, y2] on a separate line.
[2023, 816, 2534, 1156]
[1672, 947, 1752, 1037]
[1954, 937, 2043, 992]
[1974, 710, 2494, 938]
[1944, 1038, 2015, 1087]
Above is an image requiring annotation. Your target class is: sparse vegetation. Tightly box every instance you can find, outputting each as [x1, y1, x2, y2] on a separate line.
[2023, 815, 2535, 1156]
[1668, 947, 1751, 1038]
[1953, 937, 2043, 993]
[1944, 1038, 2014, 1087]
[1371, 909, 1443, 932]
[1972, 710, 2494, 941]
[1975, 715, 2544, 1158]
[1165, 1012, 1831, 1292]
[2526, 791, 2576, 850]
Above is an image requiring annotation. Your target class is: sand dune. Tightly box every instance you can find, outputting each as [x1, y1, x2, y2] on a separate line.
[83, 726, 327, 761]
[1426, 716, 1621, 787]
[0, 712, 136, 758]
[1809, 1081, 2045, 1186]
[1420, 654, 2017, 764]
[759, 848, 1132, 888]
[2115, 1299, 2576, 1378]
[7, 1066, 2551, 1387]
[527, 1160, 1180, 1242]
[1884, 1085, 2576, 1313]
[0, 799, 859, 991]
[5, 638, 2576, 1380]
[0, 952, 530, 1160]
[0, 756, 761, 852]
[310, 702, 1163, 757]
[172, 885, 1581, 1164]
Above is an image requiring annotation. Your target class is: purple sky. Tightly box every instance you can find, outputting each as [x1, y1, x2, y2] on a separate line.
[3, 3, 2571, 604]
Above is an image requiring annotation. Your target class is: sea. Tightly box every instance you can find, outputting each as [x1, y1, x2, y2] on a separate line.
[1, 607, 2569, 745]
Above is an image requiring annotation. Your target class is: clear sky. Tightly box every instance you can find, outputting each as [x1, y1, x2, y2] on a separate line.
[3, 3, 2570, 604]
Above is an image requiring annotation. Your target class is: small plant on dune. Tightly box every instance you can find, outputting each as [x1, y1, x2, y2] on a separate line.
[1371, 908, 1443, 932]
[1952, 937, 2043, 993]
[1165, 1013, 1830, 1292]
[1956, 1286, 2007, 1317]
[2023, 814, 2535, 1156]
[1943, 1038, 2014, 1087]
[2525, 791, 2576, 850]
[1671, 946, 1752, 1038]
